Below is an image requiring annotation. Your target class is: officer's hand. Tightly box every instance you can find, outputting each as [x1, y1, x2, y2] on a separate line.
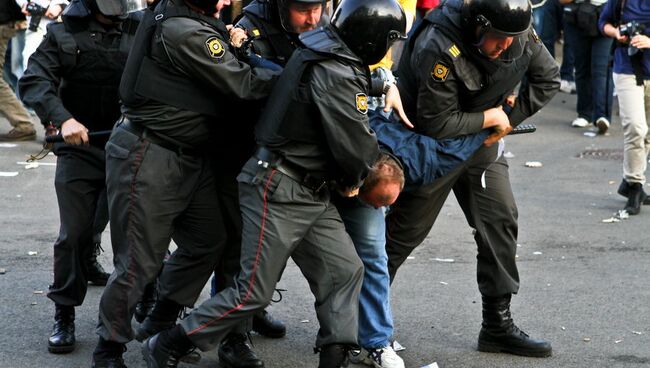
[45, 4, 64, 19]
[61, 118, 89, 146]
[631, 35, 650, 50]
[384, 84, 414, 129]
[483, 124, 513, 147]
[228, 26, 248, 48]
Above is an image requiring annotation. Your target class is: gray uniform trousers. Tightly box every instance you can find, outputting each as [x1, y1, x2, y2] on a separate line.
[386, 143, 520, 297]
[180, 157, 364, 351]
[97, 126, 226, 343]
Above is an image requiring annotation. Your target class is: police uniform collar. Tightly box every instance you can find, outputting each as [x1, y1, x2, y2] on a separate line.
[299, 26, 362, 63]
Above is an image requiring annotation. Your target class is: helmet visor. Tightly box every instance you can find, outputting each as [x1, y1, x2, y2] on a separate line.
[97, 0, 148, 16]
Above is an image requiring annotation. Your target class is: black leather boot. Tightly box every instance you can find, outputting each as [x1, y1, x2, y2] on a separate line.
[478, 295, 552, 357]
[48, 305, 75, 353]
[318, 344, 349, 368]
[252, 309, 286, 338]
[218, 333, 265, 368]
[92, 338, 127, 368]
[618, 180, 650, 205]
[142, 332, 187, 368]
[625, 182, 644, 215]
[87, 243, 110, 286]
[135, 298, 182, 342]
[135, 279, 158, 323]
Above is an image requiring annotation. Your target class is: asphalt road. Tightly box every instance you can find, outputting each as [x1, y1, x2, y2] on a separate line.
[1, 91, 649, 368]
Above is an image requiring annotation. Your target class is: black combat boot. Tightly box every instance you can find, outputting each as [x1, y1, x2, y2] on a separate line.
[92, 338, 127, 368]
[87, 243, 111, 286]
[617, 180, 650, 205]
[318, 344, 349, 368]
[135, 279, 158, 323]
[135, 298, 182, 342]
[218, 333, 265, 368]
[624, 182, 644, 215]
[252, 309, 286, 338]
[478, 295, 552, 357]
[48, 305, 75, 353]
[142, 326, 194, 368]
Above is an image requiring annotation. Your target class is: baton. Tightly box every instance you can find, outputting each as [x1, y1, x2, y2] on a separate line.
[45, 130, 113, 143]
[508, 124, 536, 135]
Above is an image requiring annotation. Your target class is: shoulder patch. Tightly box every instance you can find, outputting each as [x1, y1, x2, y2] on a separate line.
[531, 28, 541, 43]
[431, 61, 450, 82]
[356, 93, 368, 115]
[205, 37, 226, 59]
[448, 44, 461, 58]
[251, 28, 261, 37]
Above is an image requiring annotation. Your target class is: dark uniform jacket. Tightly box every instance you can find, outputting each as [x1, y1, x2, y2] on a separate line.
[397, 0, 560, 140]
[122, 0, 278, 149]
[19, 15, 137, 148]
[256, 27, 379, 188]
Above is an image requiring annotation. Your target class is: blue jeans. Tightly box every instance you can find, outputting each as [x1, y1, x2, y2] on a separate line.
[564, 21, 613, 122]
[533, 0, 561, 57]
[337, 197, 393, 349]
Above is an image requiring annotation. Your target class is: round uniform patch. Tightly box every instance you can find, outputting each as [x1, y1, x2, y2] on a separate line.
[356, 93, 368, 115]
[431, 61, 450, 82]
[205, 36, 225, 59]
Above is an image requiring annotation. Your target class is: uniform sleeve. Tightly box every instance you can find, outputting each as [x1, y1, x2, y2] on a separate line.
[507, 36, 560, 126]
[310, 63, 379, 188]
[412, 39, 484, 139]
[161, 19, 278, 101]
[18, 27, 73, 128]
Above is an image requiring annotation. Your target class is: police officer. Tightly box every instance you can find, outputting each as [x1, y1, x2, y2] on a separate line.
[385, 0, 559, 358]
[232, 4, 411, 367]
[139, 1, 407, 367]
[17, 0, 142, 355]
[90, 0, 280, 366]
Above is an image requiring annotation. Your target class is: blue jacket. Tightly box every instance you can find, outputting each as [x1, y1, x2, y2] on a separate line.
[599, 0, 650, 78]
[370, 111, 489, 191]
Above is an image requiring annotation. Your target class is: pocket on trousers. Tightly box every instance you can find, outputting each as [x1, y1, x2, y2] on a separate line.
[105, 141, 130, 160]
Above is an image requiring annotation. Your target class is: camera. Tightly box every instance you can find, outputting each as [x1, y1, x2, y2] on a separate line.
[25, 2, 47, 32]
[619, 20, 645, 56]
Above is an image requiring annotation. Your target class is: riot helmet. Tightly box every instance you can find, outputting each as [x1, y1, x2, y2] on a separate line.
[461, 0, 532, 61]
[96, 0, 148, 15]
[331, 0, 407, 65]
[64, 0, 146, 18]
[276, 0, 327, 33]
[184, 0, 223, 15]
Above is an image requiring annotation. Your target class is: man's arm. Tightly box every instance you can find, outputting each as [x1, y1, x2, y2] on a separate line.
[311, 62, 379, 189]
[18, 25, 73, 128]
[507, 34, 560, 126]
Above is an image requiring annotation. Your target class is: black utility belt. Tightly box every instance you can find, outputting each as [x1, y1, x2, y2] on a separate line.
[119, 119, 201, 156]
[254, 146, 327, 192]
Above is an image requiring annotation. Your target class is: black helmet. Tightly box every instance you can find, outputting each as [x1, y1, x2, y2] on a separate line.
[331, 0, 407, 65]
[64, 0, 146, 17]
[96, 0, 147, 16]
[276, 0, 327, 33]
[462, 0, 531, 39]
[185, 0, 220, 14]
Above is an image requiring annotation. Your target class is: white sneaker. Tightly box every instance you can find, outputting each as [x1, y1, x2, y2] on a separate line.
[559, 80, 573, 94]
[596, 117, 610, 135]
[571, 117, 590, 128]
[349, 346, 405, 368]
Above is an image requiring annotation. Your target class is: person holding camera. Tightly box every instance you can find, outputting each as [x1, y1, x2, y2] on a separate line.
[600, 0, 650, 214]
[561, 0, 614, 133]
[16, 0, 67, 71]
